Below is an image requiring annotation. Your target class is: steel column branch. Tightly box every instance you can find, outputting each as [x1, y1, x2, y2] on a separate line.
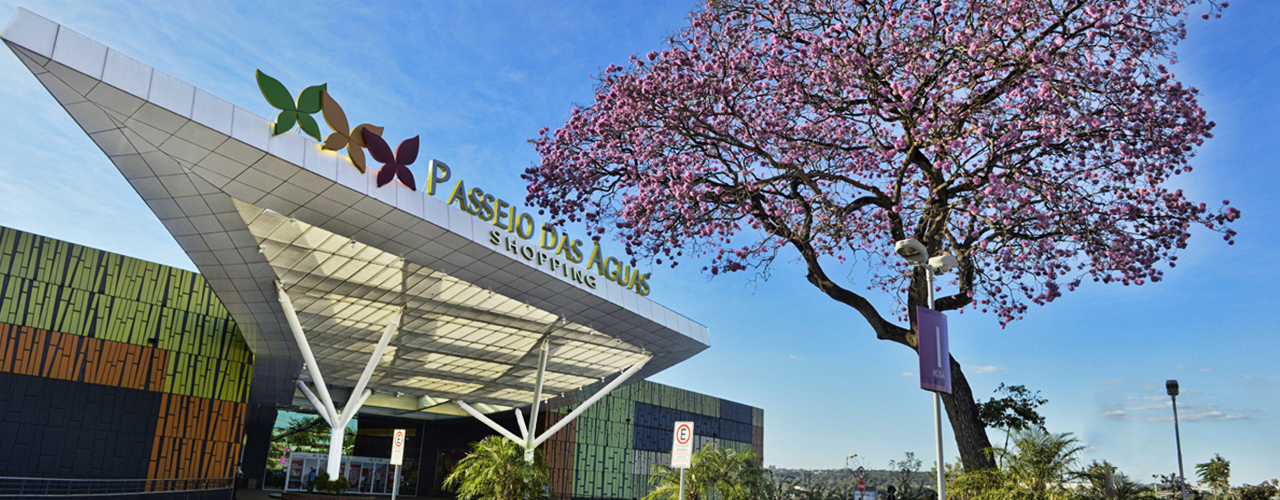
[526, 340, 551, 447]
[532, 357, 649, 448]
[296, 380, 334, 427]
[457, 401, 524, 444]
[515, 408, 530, 441]
[277, 281, 338, 424]
[277, 281, 402, 477]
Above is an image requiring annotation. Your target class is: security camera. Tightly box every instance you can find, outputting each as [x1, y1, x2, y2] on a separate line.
[928, 255, 959, 275]
[893, 239, 929, 265]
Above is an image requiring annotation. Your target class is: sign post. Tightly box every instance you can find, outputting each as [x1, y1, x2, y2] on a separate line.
[917, 308, 951, 393]
[918, 304, 950, 500]
[391, 429, 405, 500]
[672, 422, 694, 500]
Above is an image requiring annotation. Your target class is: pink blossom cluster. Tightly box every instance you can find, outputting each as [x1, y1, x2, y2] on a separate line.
[525, 0, 1236, 327]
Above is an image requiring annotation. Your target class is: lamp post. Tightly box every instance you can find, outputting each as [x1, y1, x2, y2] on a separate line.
[893, 238, 958, 500]
[1167, 380, 1188, 500]
[845, 454, 859, 500]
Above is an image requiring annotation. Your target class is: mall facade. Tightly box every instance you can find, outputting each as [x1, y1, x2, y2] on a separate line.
[0, 7, 762, 500]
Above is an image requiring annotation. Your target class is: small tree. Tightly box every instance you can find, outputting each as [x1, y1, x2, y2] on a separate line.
[977, 384, 1048, 464]
[1196, 455, 1232, 500]
[444, 436, 550, 500]
[951, 428, 1083, 500]
[888, 452, 927, 500]
[645, 444, 766, 500]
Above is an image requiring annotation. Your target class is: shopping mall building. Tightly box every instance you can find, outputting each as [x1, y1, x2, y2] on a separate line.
[0, 7, 762, 500]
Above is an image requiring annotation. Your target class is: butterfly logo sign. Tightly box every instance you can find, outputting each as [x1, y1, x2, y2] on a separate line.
[319, 90, 384, 173]
[256, 70, 326, 142]
[363, 128, 419, 191]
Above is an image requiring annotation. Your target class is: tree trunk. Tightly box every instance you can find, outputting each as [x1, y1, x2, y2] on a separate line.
[938, 358, 995, 470]
[797, 248, 995, 471]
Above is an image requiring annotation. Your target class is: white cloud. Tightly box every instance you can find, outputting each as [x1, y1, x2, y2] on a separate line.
[901, 372, 915, 377]
[968, 365, 1005, 374]
[1099, 399, 1259, 422]
[1099, 378, 1126, 385]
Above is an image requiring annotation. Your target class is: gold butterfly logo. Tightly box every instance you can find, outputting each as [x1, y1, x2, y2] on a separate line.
[319, 90, 384, 173]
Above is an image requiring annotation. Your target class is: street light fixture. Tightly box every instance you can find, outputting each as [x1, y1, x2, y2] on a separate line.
[844, 454, 860, 500]
[1167, 380, 1188, 500]
[892, 238, 955, 500]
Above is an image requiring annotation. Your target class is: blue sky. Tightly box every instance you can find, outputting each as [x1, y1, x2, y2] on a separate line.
[1, 0, 1276, 484]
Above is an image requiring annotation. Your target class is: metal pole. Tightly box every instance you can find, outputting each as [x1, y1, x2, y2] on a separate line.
[679, 468, 685, 500]
[925, 268, 945, 500]
[392, 464, 401, 500]
[1172, 395, 1187, 500]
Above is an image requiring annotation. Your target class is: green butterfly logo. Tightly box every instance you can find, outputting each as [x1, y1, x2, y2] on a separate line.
[255, 70, 326, 142]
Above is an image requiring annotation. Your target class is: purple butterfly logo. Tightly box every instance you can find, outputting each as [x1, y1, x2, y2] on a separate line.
[363, 128, 420, 190]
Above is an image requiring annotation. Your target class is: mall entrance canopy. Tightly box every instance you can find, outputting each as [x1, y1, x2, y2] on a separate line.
[2, 7, 710, 472]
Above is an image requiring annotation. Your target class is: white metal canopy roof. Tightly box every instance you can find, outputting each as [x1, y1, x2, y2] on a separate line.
[1, 8, 710, 414]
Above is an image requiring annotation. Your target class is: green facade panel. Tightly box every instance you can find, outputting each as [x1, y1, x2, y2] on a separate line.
[544, 379, 762, 500]
[0, 227, 253, 403]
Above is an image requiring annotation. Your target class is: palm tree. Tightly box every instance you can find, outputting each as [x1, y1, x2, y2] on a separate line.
[952, 427, 1084, 500]
[644, 444, 766, 500]
[444, 436, 550, 500]
[1195, 455, 1231, 500]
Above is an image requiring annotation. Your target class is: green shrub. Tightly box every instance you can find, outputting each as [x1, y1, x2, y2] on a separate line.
[312, 470, 331, 493]
[327, 475, 350, 494]
[1237, 481, 1278, 500]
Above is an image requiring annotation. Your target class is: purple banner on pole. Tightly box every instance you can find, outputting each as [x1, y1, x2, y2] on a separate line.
[917, 307, 951, 394]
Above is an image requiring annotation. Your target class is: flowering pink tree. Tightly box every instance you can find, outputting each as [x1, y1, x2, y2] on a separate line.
[525, 0, 1237, 468]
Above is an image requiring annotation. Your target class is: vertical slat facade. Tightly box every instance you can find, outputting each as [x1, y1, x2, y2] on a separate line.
[0, 226, 253, 482]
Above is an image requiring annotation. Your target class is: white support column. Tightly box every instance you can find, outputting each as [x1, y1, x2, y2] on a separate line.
[515, 408, 530, 441]
[278, 282, 402, 477]
[277, 281, 338, 424]
[532, 357, 648, 447]
[457, 401, 525, 444]
[456, 343, 649, 461]
[297, 380, 334, 427]
[526, 340, 550, 446]
[344, 309, 403, 418]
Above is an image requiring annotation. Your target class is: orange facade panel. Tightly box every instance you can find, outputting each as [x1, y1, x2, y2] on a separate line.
[148, 392, 246, 480]
[0, 321, 170, 392]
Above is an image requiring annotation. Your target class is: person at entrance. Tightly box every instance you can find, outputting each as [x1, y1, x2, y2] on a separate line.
[306, 468, 317, 493]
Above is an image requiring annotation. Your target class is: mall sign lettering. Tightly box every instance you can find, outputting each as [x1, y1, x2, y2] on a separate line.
[424, 160, 650, 296]
[256, 70, 652, 297]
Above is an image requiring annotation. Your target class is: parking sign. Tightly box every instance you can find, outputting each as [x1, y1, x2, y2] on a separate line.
[391, 429, 406, 465]
[671, 421, 694, 468]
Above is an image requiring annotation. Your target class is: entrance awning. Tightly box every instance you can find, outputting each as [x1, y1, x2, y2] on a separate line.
[2, 8, 710, 416]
